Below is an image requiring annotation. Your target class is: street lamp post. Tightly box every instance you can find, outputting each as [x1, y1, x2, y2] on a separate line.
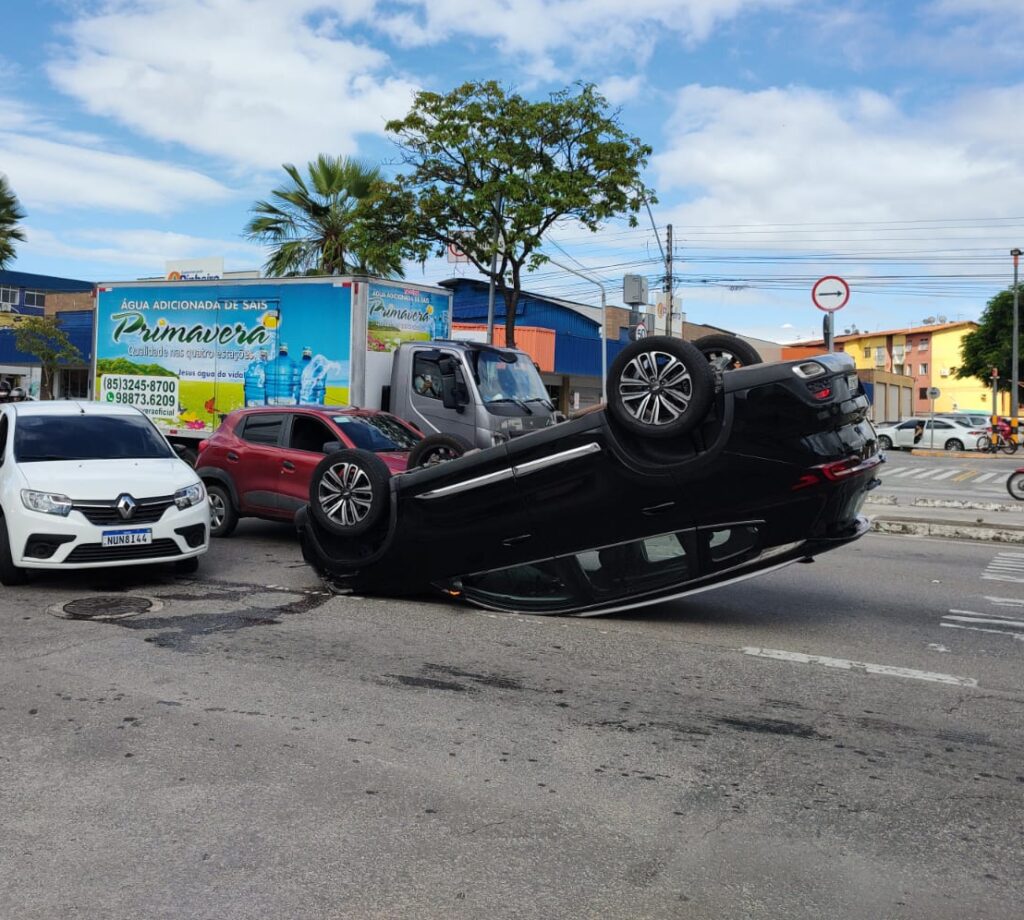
[1013, 248, 1022, 422]
[545, 257, 607, 405]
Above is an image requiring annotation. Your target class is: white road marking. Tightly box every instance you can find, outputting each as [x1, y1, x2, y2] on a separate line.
[884, 467, 907, 476]
[945, 612, 1024, 628]
[741, 647, 978, 687]
[930, 469, 960, 481]
[909, 468, 945, 479]
[974, 471, 1000, 483]
[927, 643, 949, 652]
[984, 595, 1024, 607]
[941, 623, 1024, 641]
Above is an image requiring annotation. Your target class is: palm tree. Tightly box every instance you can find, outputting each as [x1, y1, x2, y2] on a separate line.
[0, 175, 26, 270]
[244, 155, 403, 278]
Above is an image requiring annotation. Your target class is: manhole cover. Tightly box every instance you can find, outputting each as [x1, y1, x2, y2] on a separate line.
[59, 596, 154, 621]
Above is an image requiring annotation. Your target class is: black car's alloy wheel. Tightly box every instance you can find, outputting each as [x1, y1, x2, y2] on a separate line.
[408, 432, 474, 468]
[608, 336, 714, 439]
[692, 333, 763, 371]
[310, 449, 390, 537]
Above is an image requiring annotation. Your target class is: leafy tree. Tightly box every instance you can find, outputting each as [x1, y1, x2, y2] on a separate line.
[379, 81, 654, 347]
[14, 316, 82, 399]
[244, 155, 404, 278]
[956, 286, 1022, 394]
[0, 175, 26, 270]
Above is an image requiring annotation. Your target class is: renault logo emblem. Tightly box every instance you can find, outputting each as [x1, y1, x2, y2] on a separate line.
[116, 494, 137, 520]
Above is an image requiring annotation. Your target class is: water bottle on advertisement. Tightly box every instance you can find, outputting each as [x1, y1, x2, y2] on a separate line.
[431, 305, 448, 340]
[300, 353, 331, 405]
[266, 343, 298, 405]
[243, 350, 268, 406]
[297, 346, 312, 403]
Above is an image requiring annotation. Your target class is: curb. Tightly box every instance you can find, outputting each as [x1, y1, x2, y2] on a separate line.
[869, 515, 1024, 544]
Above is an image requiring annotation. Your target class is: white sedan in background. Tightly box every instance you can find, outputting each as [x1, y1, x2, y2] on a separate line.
[0, 402, 209, 585]
[874, 416, 988, 452]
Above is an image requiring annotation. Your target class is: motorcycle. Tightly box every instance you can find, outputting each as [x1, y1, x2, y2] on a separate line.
[1007, 467, 1024, 500]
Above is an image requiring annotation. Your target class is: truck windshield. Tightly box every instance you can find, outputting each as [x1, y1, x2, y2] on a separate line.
[14, 415, 174, 462]
[475, 351, 551, 410]
[332, 415, 421, 452]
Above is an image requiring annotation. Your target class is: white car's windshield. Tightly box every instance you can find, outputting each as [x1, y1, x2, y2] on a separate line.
[14, 415, 174, 462]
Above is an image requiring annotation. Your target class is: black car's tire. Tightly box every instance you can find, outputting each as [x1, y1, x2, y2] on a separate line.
[692, 333, 763, 370]
[206, 484, 238, 538]
[1007, 472, 1024, 501]
[877, 435, 893, 451]
[174, 555, 200, 574]
[607, 336, 714, 439]
[944, 438, 964, 452]
[0, 517, 28, 586]
[408, 432, 474, 468]
[310, 449, 391, 537]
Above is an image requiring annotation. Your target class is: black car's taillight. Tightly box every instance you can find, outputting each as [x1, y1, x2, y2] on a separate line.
[792, 454, 883, 490]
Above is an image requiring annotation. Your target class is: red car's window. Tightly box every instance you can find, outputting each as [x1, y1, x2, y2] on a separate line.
[331, 415, 420, 452]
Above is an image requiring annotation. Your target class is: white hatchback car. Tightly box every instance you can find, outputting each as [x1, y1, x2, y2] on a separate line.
[0, 402, 209, 585]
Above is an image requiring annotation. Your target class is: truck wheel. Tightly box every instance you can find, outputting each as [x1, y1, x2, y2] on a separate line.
[607, 336, 714, 439]
[206, 484, 238, 538]
[407, 433, 474, 468]
[692, 333, 762, 370]
[310, 449, 391, 537]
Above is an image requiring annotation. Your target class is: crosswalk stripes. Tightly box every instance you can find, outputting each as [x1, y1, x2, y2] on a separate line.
[878, 465, 1008, 484]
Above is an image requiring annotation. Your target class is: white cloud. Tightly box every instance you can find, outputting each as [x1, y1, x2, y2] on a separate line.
[23, 226, 261, 275]
[48, 0, 420, 170]
[0, 133, 233, 213]
[652, 83, 1024, 235]
[598, 75, 646, 106]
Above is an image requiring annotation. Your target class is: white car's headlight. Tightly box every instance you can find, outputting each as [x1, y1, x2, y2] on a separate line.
[174, 482, 206, 510]
[21, 490, 73, 516]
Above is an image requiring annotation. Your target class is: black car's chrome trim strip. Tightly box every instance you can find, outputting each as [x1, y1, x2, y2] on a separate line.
[417, 468, 514, 500]
[511, 442, 601, 477]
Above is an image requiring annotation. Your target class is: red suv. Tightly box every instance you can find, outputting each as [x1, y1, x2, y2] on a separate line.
[196, 406, 423, 537]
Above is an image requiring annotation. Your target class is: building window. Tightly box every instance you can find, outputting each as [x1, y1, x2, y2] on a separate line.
[918, 339, 928, 351]
[58, 369, 90, 399]
[920, 363, 928, 375]
[863, 347, 871, 358]
[24, 291, 45, 308]
[919, 387, 929, 399]
[0, 286, 16, 310]
[874, 346, 885, 366]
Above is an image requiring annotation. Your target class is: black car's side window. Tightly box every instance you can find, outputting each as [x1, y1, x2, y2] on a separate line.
[241, 414, 285, 445]
[287, 416, 335, 453]
[412, 356, 442, 401]
[577, 533, 691, 594]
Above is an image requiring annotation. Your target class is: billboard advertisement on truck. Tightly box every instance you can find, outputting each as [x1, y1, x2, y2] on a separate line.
[94, 277, 451, 438]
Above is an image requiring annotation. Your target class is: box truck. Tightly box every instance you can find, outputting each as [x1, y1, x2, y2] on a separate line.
[94, 275, 557, 462]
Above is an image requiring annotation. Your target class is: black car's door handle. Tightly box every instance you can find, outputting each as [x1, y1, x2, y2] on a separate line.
[282, 461, 295, 471]
[502, 534, 532, 547]
[227, 451, 239, 462]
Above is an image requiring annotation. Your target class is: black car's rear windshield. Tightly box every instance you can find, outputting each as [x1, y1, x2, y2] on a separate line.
[331, 415, 421, 452]
[14, 415, 174, 462]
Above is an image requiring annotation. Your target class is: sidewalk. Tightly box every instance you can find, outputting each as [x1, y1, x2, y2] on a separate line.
[866, 492, 1024, 544]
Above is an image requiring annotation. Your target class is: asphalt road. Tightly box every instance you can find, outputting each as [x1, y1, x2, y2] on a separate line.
[1, 519, 1022, 919]
[877, 450, 1021, 504]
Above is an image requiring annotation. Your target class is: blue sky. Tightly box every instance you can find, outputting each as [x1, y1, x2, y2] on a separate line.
[2, 0, 1023, 343]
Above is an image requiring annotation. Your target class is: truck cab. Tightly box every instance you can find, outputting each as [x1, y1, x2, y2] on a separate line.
[388, 340, 558, 449]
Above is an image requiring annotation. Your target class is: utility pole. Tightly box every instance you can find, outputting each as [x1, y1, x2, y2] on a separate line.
[666, 224, 674, 337]
[1013, 248, 1022, 423]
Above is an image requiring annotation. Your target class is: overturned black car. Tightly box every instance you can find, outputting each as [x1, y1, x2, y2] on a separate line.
[295, 336, 881, 616]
